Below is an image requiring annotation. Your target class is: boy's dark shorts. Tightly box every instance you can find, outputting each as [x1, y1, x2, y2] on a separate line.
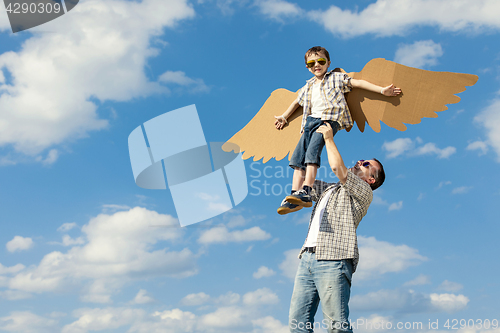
[289, 117, 340, 170]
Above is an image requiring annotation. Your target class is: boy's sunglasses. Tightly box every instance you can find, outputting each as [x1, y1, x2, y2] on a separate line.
[306, 58, 327, 68]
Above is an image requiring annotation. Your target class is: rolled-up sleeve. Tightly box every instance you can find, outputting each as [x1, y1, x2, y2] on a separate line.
[342, 170, 373, 221]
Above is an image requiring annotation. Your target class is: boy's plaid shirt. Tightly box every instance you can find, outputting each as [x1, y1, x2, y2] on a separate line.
[297, 70, 353, 133]
[298, 171, 373, 272]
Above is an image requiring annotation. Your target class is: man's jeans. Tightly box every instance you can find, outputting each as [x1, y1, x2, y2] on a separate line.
[289, 252, 353, 333]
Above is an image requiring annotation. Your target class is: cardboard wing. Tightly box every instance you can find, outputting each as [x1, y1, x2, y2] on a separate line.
[222, 58, 478, 163]
[346, 58, 479, 132]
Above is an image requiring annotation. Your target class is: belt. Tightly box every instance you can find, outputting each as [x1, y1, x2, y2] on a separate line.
[304, 247, 316, 253]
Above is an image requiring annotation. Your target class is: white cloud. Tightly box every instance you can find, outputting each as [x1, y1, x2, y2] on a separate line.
[381, 138, 414, 158]
[355, 236, 427, 281]
[101, 204, 132, 214]
[430, 293, 469, 313]
[6, 236, 34, 253]
[467, 140, 489, 155]
[394, 40, 443, 68]
[351, 289, 469, 314]
[373, 193, 403, 212]
[132, 289, 155, 304]
[180, 292, 211, 306]
[452, 186, 472, 194]
[61, 235, 86, 246]
[35, 149, 59, 165]
[6, 207, 197, 301]
[438, 280, 464, 292]
[404, 274, 431, 286]
[278, 248, 301, 280]
[0, 0, 195, 162]
[200, 306, 248, 329]
[0, 289, 32, 300]
[0, 263, 25, 275]
[0, 311, 58, 333]
[388, 201, 403, 211]
[198, 226, 271, 244]
[253, 266, 276, 279]
[60, 288, 288, 333]
[57, 223, 78, 232]
[436, 180, 452, 189]
[214, 291, 241, 305]
[415, 142, 456, 159]
[226, 215, 247, 228]
[382, 137, 455, 159]
[62, 307, 145, 333]
[254, 0, 302, 22]
[252, 316, 289, 333]
[474, 97, 500, 162]
[242, 288, 279, 305]
[306, 0, 500, 39]
[158, 71, 210, 93]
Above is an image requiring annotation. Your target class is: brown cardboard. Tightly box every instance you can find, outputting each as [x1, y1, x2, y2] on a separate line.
[222, 58, 478, 162]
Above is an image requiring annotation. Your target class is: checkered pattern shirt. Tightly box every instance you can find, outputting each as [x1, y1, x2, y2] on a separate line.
[297, 71, 353, 133]
[298, 170, 373, 272]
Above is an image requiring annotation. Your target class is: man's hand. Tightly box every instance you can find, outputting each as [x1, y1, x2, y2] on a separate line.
[274, 115, 287, 130]
[316, 122, 348, 183]
[316, 122, 334, 140]
[381, 84, 402, 96]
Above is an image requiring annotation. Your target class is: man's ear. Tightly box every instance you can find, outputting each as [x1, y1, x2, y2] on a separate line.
[367, 177, 375, 185]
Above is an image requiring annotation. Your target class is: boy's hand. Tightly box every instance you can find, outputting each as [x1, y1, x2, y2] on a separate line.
[274, 115, 287, 130]
[316, 122, 334, 141]
[381, 84, 402, 96]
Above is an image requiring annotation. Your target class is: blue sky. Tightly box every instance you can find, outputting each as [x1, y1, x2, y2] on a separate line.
[0, 0, 500, 332]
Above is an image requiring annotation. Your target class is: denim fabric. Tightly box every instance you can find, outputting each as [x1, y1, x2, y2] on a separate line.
[290, 117, 340, 170]
[289, 252, 353, 333]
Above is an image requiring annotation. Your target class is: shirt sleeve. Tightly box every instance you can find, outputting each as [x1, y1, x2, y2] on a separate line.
[341, 73, 352, 93]
[312, 179, 333, 202]
[342, 170, 373, 207]
[297, 83, 308, 106]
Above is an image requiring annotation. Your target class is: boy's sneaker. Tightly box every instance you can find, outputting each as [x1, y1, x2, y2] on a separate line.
[277, 198, 302, 215]
[285, 189, 312, 207]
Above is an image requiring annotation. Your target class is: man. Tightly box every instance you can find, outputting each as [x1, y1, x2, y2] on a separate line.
[288, 123, 385, 333]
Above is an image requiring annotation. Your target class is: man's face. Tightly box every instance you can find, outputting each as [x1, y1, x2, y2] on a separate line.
[305, 51, 331, 80]
[351, 160, 380, 186]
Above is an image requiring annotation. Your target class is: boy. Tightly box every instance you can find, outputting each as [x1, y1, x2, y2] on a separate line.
[274, 46, 401, 215]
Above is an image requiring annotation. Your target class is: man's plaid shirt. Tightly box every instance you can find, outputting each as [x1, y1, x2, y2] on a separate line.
[297, 70, 353, 133]
[298, 170, 373, 272]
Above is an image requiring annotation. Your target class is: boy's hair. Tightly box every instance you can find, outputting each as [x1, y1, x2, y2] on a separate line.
[371, 158, 385, 191]
[305, 46, 330, 62]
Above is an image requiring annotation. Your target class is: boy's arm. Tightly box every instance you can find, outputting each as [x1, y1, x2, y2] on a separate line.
[316, 123, 348, 184]
[274, 99, 300, 130]
[351, 79, 402, 97]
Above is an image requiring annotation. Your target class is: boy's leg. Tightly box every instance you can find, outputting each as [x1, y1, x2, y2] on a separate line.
[279, 118, 315, 215]
[303, 164, 318, 188]
[292, 167, 306, 192]
[286, 121, 339, 208]
[278, 167, 305, 215]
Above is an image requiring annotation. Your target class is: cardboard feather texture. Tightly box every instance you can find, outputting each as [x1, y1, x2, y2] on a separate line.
[222, 58, 478, 163]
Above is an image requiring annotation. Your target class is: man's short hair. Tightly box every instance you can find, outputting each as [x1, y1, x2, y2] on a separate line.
[371, 158, 385, 190]
[305, 46, 330, 62]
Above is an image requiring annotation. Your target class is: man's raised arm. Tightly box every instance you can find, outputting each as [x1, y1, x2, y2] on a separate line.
[316, 123, 348, 184]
